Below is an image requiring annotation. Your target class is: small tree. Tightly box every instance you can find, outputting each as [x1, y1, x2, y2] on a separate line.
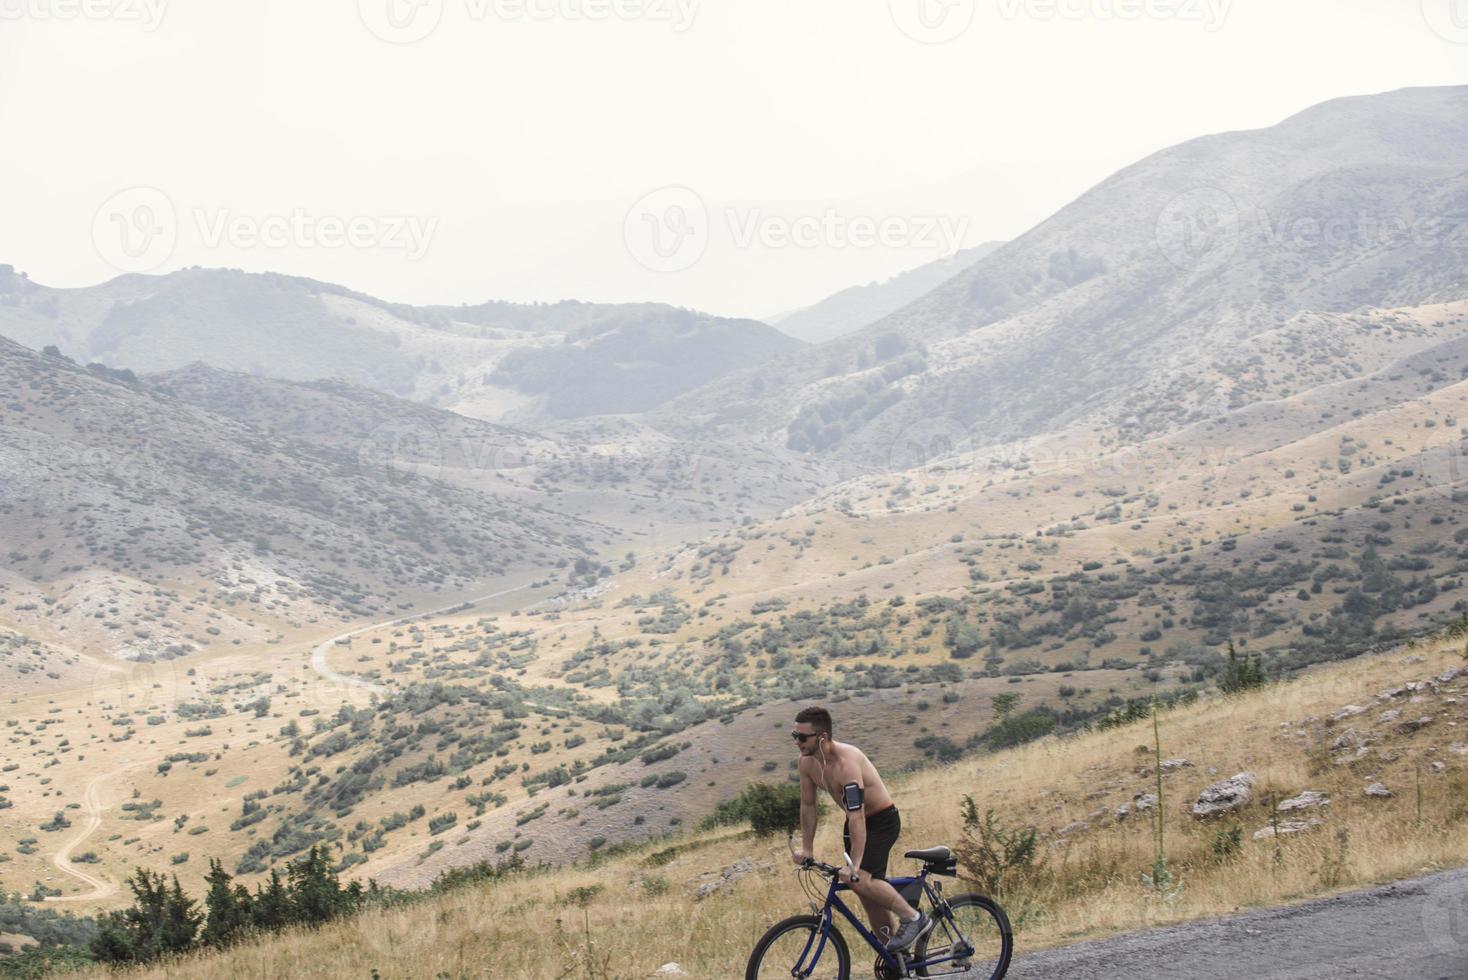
[90, 869, 200, 965]
[202, 859, 253, 948]
[287, 845, 359, 926]
[251, 869, 291, 932]
[1219, 640, 1266, 694]
[990, 692, 1021, 720]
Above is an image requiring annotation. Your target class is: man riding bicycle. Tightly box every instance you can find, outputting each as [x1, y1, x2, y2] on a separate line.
[790, 705, 933, 953]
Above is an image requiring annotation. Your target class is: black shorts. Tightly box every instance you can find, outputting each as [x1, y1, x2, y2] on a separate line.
[843, 804, 901, 881]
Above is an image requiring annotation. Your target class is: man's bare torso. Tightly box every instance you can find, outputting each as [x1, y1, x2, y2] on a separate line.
[798, 739, 894, 814]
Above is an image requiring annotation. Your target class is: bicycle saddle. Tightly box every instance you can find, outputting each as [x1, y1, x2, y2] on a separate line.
[903, 846, 952, 862]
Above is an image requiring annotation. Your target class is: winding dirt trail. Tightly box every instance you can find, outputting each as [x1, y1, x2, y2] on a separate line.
[45, 771, 118, 902]
[40, 578, 538, 903]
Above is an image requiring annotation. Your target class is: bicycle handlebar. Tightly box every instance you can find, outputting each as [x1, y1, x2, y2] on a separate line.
[787, 833, 848, 879]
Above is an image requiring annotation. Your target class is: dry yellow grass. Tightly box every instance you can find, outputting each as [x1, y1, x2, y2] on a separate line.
[62, 630, 1468, 979]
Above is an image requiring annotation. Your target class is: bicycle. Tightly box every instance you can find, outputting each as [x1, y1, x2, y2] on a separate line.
[745, 835, 1012, 979]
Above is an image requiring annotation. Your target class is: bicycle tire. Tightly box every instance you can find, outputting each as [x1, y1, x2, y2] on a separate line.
[745, 913, 851, 980]
[914, 893, 1012, 979]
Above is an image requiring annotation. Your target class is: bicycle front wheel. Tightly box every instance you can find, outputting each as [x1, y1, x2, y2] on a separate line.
[745, 913, 850, 980]
[915, 894, 1012, 979]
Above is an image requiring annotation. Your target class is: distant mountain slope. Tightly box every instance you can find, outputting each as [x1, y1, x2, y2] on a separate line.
[770, 241, 1003, 343]
[487, 305, 800, 418]
[0, 337, 596, 660]
[148, 362, 838, 555]
[660, 85, 1468, 466]
[0, 267, 798, 423]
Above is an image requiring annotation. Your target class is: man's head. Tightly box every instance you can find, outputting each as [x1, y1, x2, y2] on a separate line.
[792, 705, 832, 757]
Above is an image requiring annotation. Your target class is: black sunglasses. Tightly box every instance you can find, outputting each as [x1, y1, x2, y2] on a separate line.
[791, 731, 819, 742]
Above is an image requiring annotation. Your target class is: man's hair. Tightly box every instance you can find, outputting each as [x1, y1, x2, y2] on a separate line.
[794, 705, 832, 738]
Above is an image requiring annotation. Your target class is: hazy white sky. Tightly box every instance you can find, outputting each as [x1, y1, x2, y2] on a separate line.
[0, 0, 1463, 318]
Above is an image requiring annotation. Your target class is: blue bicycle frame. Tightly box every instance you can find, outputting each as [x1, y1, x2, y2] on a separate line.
[792, 866, 971, 977]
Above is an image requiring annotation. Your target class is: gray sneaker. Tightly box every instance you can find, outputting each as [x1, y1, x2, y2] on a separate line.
[885, 910, 934, 952]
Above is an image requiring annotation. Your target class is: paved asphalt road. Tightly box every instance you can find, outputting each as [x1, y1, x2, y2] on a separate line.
[1007, 869, 1468, 979]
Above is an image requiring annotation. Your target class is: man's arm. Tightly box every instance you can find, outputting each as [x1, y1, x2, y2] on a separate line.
[845, 807, 867, 881]
[798, 758, 818, 856]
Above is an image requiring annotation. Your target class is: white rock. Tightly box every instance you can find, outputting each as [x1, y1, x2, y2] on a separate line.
[1378, 708, 1401, 724]
[1192, 773, 1256, 819]
[1253, 818, 1322, 840]
[653, 964, 689, 976]
[1364, 783, 1392, 799]
[1331, 704, 1366, 722]
[1278, 790, 1330, 812]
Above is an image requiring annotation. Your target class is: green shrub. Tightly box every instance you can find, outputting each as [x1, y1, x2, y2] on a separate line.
[702, 782, 801, 836]
[953, 797, 1044, 899]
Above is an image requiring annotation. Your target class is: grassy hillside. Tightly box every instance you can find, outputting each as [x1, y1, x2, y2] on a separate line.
[43, 622, 1468, 979]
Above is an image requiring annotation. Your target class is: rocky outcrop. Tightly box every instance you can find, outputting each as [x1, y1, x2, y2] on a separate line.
[1192, 773, 1256, 819]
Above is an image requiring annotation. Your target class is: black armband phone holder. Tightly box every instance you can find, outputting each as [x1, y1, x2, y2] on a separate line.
[842, 782, 863, 811]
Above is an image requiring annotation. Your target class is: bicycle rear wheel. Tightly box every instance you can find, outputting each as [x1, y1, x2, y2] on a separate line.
[745, 914, 850, 980]
[914, 894, 1012, 979]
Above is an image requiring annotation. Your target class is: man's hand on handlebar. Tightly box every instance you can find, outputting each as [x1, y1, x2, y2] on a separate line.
[791, 845, 811, 868]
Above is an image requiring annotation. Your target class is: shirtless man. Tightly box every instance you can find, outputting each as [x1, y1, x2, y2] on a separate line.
[789, 705, 933, 952]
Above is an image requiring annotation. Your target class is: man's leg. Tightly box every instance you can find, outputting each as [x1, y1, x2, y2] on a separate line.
[853, 877, 916, 927]
[857, 893, 895, 945]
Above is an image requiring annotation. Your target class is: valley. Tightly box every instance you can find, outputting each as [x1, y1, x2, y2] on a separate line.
[1, 82, 1466, 979]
